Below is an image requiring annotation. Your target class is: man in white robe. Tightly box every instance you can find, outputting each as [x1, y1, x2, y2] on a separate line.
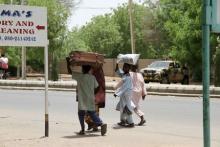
[130, 65, 147, 125]
[114, 63, 134, 127]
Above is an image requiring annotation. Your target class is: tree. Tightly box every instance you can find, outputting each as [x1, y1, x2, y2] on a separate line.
[111, 3, 162, 58]
[0, 0, 27, 76]
[0, 0, 74, 80]
[27, 0, 71, 80]
[0, 0, 20, 4]
[62, 27, 89, 56]
[156, 0, 204, 81]
[74, 3, 160, 58]
[79, 14, 122, 57]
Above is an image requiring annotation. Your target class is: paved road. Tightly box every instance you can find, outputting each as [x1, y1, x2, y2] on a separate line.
[1, 79, 220, 97]
[0, 89, 220, 147]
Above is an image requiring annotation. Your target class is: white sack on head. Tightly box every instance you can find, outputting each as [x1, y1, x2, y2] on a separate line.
[117, 54, 140, 65]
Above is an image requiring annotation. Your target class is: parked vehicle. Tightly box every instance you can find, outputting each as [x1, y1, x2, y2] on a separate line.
[140, 60, 189, 84]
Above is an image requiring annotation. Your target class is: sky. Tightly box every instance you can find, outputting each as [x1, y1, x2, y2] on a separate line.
[68, 0, 143, 29]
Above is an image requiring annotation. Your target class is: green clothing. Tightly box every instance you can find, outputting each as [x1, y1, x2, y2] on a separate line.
[72, 72, 99, 111]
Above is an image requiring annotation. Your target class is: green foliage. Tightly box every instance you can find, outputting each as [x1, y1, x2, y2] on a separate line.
[5, 47, 21, 66]
[80, 14, 122, 57]
[28, 0, 70, 54]
[0, 0, 20, 4]
[62, 27, 89, 56]
[214, 37, 220, 86]
[2, 0, 219, 83]
[26, 0, 71, 79]
[0, 0, 22, 67]
[157, 0, 204, 81]
[0, 0, 72, 80]
[67, 3, 160, 58]
[112, 3, 155, 58]
[26, 58, 44, 72]
[26, 47, 44, 71]
[51, 56, 58, 81]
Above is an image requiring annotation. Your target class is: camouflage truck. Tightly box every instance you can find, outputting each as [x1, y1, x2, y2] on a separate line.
[140, 60, 189, 84]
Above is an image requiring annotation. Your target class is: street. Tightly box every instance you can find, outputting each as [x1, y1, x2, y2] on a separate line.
[0, 89, 220, 147]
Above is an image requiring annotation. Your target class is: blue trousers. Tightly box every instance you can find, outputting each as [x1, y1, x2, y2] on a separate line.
[78, 110, 103, 131]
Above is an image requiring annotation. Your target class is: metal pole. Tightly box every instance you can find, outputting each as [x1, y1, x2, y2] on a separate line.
[44, 45, 49, 137]
[21, 47, 26, 79]
[202, 0, 211, 146]
[128, 0, 135, 54]
[21, 0, 26, 79]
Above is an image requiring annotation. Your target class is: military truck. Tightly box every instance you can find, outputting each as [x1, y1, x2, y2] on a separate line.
[140, 60, 189, 84]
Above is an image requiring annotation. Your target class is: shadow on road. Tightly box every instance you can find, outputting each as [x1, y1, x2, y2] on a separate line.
[63, 132, 100, 139]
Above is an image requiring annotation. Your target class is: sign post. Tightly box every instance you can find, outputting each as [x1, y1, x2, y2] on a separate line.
[0, 5, 49, 137]
[202, 0, 211, 146]
[21, 0, 27, 80]
[211, 0, 220, 32]
[202, 0, 220, 146]
[44, 44, 49, 137]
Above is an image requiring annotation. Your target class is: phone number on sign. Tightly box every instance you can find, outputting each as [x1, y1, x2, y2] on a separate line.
[0, 36, 36, 42]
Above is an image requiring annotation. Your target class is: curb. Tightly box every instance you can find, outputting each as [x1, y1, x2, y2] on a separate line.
[0, 80, 220, 98]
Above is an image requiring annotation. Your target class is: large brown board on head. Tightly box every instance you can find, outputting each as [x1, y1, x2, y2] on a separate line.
[67, 51, 105, 66]
[66, 51, 106, 108]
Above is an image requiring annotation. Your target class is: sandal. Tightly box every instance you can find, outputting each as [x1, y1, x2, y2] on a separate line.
[138, 120, 146, 126]
[77, 130, 85, 135]
[117, 122, 126, 126]
[126, 123, 134, 128]
[101, 123, 107, 136]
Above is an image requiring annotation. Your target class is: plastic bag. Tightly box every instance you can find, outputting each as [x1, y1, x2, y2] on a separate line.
[117, 54, 140, 65]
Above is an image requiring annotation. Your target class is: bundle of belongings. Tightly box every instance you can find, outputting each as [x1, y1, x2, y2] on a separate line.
[66, 51, 106, 108]
[117, 54, 140, 65]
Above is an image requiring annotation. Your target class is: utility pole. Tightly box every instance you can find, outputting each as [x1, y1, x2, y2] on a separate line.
[128, 0, 135, 54]
[21, 0, 27, 79]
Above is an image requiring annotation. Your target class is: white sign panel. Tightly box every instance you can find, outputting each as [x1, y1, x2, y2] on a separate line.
[211, 0, 220, 32]
[0, 5, 47, 47]
[217, 0, 220, 24]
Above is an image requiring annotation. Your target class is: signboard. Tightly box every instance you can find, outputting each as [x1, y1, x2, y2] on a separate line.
[0, 5, 47, 46]
[217, 0, 220, 24]
[212, 0, 220, 32]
